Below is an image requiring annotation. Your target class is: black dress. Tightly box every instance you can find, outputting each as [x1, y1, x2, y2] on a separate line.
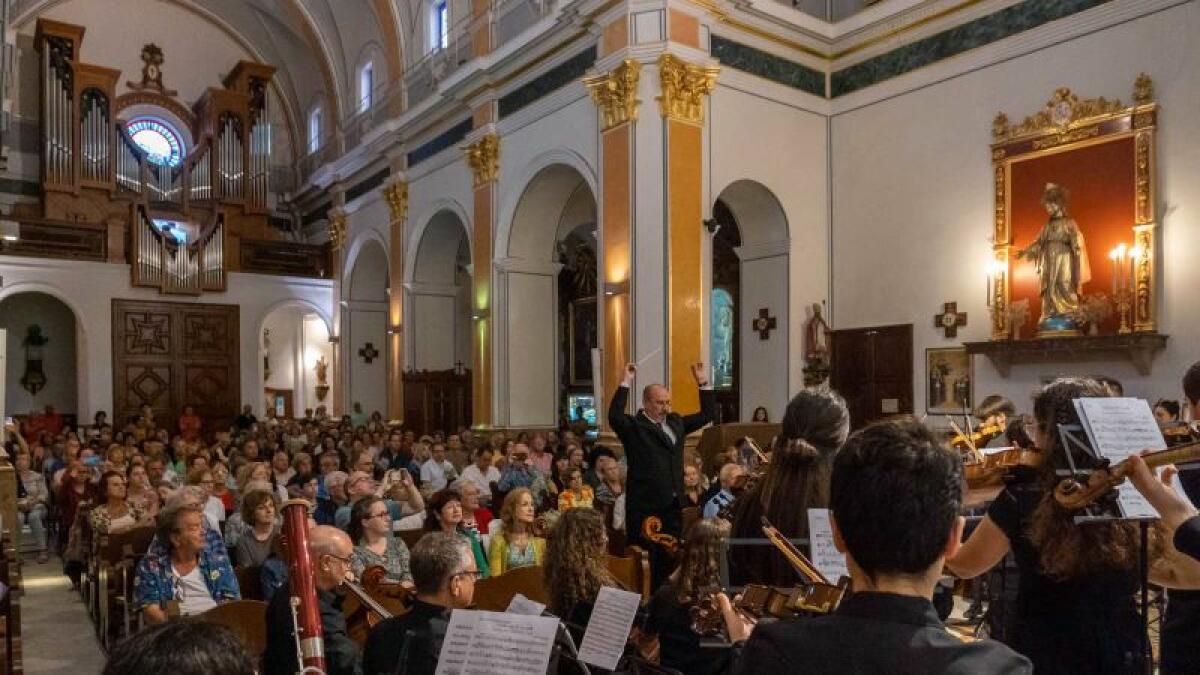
[644, 583, 731, 675]
[988, 477, 1146, 673]
[1160, 468, 1200, 674]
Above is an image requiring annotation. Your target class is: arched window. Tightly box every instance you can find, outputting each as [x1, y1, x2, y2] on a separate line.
[127, 117, 185, 166]
[434, 0, 449, 50]
[358, 61, 374, 113]
[308, 106, 323, 154]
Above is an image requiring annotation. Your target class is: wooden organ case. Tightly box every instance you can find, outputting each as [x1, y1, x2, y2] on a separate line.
[32, 19, 277, 295]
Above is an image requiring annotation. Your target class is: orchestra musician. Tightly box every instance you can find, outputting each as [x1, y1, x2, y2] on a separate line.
[608, 362, 714, 587]
[946, 378, 1200, 673]
[729, 387, 849, 587]
[973, 395, 1016, 448]
[262, 525, 360, 675]
[720, 418, 1031, 673]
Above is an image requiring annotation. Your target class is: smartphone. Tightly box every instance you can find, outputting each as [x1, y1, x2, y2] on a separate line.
[396, 468, 410, 483]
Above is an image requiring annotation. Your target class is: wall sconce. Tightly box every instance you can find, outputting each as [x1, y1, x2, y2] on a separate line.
[603, 280, 629, 297]
[328, 335, 340, 344]
[703, 218, 720, 236]
[472, 308, 490, 321]
[386, 325, 402, 335]
[0, 220, 19, 242]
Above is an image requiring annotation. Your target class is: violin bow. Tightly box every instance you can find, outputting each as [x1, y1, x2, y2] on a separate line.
[760, 516, 829, 585]
[745, 437, 770, 465]
[946, 416, 979, 459]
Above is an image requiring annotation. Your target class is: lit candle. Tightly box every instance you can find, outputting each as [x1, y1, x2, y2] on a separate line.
[1109, 247, 1120, 295]
[1129, 245, 1142, 293]
[1117, 244, 1127, 293]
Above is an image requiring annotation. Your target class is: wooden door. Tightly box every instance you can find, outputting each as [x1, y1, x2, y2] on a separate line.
[402, 370, 472, 435]
[830, 324, 913, 428]
[112, 300, 240, 435]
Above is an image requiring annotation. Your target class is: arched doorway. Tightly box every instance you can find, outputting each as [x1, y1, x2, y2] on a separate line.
[345, 239, 390, 418]
[0, 291, 80, 425]
[259, 303, 331, 418]
[711, 180, 790, 422]
[500, 163, 598, 428]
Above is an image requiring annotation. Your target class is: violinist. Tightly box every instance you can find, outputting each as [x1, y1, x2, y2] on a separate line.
[643, 518, 733, 675]
[729, 387, 848, 587]
[946, 378, 1200, 673]
[972, 395, 1016, 448]
[262, 525, 360, 675]
[721, 418, 1030, 674]
[702, 463, 745, 519]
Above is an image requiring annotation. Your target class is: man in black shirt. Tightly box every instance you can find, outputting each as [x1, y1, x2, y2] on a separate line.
[263, 525, 360, 675]
[722, 419, 1030, 674]
[362, 532, 478, 675]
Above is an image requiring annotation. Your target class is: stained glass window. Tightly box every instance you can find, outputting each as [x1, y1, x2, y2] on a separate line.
[153, 218, 188, 244]
[127, 117, 185, 166]
[711, 288, 735, 390]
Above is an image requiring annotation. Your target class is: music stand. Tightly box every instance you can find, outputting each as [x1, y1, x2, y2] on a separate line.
[1055, 423, 1155, 675]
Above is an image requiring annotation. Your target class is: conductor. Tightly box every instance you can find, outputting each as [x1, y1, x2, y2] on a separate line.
[608, 361, 715, 587]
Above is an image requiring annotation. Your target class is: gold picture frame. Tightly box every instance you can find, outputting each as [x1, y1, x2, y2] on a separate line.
[926, 347, 973, 415]
[989, 75, 1158, 340]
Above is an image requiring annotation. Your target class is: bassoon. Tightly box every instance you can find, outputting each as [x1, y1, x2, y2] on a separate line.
[281, 498, 326, 674]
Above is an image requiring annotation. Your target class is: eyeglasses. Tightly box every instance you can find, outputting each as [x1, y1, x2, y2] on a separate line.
[325, 554, 353, 566]
[367, 511, 390, 520]
[452, 569, 482, 581]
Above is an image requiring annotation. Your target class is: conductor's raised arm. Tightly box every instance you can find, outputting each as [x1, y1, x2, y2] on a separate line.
[682, 362, 715, 435]
[607, 363, 637, 433]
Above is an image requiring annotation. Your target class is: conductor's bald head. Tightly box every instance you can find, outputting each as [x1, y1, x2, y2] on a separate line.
[643, 384, 672, 422]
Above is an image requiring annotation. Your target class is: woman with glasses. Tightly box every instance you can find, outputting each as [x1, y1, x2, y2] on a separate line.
[90, 469, 151, 535]
[557, 467, 595, 511]
[234, 489, 279, 567]
[423, 489, 490, 579]
[348, 495, 413, 585]
[186, 467, 226, 530]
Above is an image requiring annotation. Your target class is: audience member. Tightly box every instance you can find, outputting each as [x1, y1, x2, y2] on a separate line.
[488, 488, 546, 575]
[423, 489, 490, 579]
[135, 503, 239, 623]
[703, 463, 745, 519]
[348, 495, 413, 584]
[235, 489, 280, 567]
[90, 470, 151, 535]
[420, 442, 458, 491]
[459, 446, 500, 505]
[558, 467, 595, 511]
[15, 447, 50, 563]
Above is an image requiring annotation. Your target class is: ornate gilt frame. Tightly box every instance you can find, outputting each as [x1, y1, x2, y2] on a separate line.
[989, 75, 1157, 340]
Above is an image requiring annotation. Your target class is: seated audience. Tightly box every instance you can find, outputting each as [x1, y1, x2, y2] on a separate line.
[420, 442, 458, 491]
[263, 526, 359, 675]
[15, 447, 50, 563]
[681, 462, 705, 509]
[459, 446, 500, 505]
[90, 470, 151, 535]
[186, 467, 225, 530]
[348, 495, 413, 584]
[646, 518, 733, 675]
[497, 443, 552, 507]
[126, 462, 161, 519]
[488, 488, 546, 575]
[457, 480, 493, 540]
[722, 418, 1031, 673]
[103, 619, 255, 675]
[731, 386, 849, 586]
[362, 532, 478, 675]
[235, 489, 280, 567]
[135, 502, 240, 623]
[557, 467, 595, 511]
[210, 461, 235, 514]
[424, 489, 490, 578]
[545, 507, 616, 642]
[703, 463, 746, 520]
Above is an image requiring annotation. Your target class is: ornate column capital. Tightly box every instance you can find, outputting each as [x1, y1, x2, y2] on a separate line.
[656, 53, 718, 125]
[464, 134, 500, 187]
[382, 181, 409, 223]
[583, 59, 642, 132]
[328, 209, 347, 251]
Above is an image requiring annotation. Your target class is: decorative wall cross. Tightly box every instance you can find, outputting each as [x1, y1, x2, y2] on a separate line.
[935, 302, 968, 338]
[752, 308, 777, 340]
[358, 342, 380, 364]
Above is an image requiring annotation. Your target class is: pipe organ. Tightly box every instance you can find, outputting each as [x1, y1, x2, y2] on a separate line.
[33, 19, 277, 295]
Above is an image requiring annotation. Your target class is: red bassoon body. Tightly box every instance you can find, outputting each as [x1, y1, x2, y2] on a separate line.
[281, 498, 326, 673]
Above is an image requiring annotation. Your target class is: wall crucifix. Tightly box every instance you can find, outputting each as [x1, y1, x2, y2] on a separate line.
[935, 302, 968, 338]
[358, 342, 380, 364]
[752, 308, 777, 340]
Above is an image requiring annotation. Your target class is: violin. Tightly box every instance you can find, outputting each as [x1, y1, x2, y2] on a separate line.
[1161, 422, 1200, 447]
[1054, 440, 1200, 511]
[688, 516, 849, 637]
[962, 445, 1045, 489]
[642, 516, 682, 555]
[342, 565, 412, 645]
[949, 422, 1005, 453]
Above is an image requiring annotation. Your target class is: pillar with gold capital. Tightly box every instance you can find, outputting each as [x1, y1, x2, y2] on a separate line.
[464, 128, 499, 429]
[383, 179, 408, 422]
[327, 207, 347, 416]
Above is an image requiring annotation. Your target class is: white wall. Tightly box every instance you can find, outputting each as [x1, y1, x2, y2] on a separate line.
[0, 292, 78, 416]
[0, 255, 333, 419]
[830, 1, 1200, 413]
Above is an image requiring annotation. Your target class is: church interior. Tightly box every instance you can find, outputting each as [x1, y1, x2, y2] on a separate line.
[1, 0, 1199, 672]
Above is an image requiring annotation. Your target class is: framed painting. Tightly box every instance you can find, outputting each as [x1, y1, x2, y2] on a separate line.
[568, 297, 597, 386]
[926, 347, 973, 414]
[989, 75, 1158, 340]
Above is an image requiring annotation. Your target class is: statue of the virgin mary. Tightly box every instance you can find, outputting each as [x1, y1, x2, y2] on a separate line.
[1017, 183, 1091, 336]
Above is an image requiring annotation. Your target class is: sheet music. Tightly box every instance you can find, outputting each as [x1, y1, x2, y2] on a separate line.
[506, 593, 546, 616]
[577, 585, 641, 671]
[1074, 397, 1167, 519]
[807, 508, 849, 582]
[435, 609, 559, 675]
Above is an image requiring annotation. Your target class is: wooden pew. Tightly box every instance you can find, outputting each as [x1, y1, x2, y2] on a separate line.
[609, 547, 651, 606]
[471, 564, 549, 612]
[97, 526, 155, 649]
[196, 600, 269, 659]
[0, 528, 22, 675]
[395, 528, 425, 551]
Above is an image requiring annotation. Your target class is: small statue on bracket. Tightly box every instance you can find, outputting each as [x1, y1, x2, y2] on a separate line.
[1016, 183, 1091, 337]
[803, 302, 831, 386]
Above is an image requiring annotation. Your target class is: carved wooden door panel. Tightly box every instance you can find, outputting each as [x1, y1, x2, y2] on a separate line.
[113, 300, 239, 435]
[830, 324, 913, 429]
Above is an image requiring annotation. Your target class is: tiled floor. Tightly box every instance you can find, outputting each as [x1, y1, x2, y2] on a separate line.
[20, 558, 106, 674]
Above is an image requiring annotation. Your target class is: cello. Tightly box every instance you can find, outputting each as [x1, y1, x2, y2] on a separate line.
[342, 565, 412, 645]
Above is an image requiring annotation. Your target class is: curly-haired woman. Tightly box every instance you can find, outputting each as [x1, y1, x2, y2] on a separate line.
[487, 488, 546, 575]
[645, 518, 731, 675]
[544, 508, 617, 642]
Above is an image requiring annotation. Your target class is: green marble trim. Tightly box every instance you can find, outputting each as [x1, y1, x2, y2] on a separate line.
[301, 201, 331, 227]
[407, 118, 473, 168]
[499, 46, 597, 119]
[710, 35, 825, 97]
[831, 0, 1114, 97]
[345, 168, 390, 203]
[0, 178, 41, 197]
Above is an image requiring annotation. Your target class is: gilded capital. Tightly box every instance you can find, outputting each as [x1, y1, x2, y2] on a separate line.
[328, 210, 347, 251]
[656, 53, 718, 124]
[583, 59, 641, 131]
[383, 181, 409, 223]
[465, 134, 500, 187]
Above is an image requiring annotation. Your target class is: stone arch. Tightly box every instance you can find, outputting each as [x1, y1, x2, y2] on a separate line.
[344, 237, 390, 415]
[0, 285, 85, 421]
[258, 298, 333, 417]
[406, 208, 472, 372]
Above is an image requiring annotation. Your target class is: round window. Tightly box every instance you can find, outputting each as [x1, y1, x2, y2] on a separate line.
[127, 117, 185, 167]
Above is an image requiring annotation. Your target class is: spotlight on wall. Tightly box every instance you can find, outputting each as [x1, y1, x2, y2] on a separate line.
[386, 325, 402, 335]
[471, 309, 490, 321]
[328, 335, 340, 344]
[603, 280, 629, 297]
[0, 220, 19, 242]
[702, 218, 720, 236]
